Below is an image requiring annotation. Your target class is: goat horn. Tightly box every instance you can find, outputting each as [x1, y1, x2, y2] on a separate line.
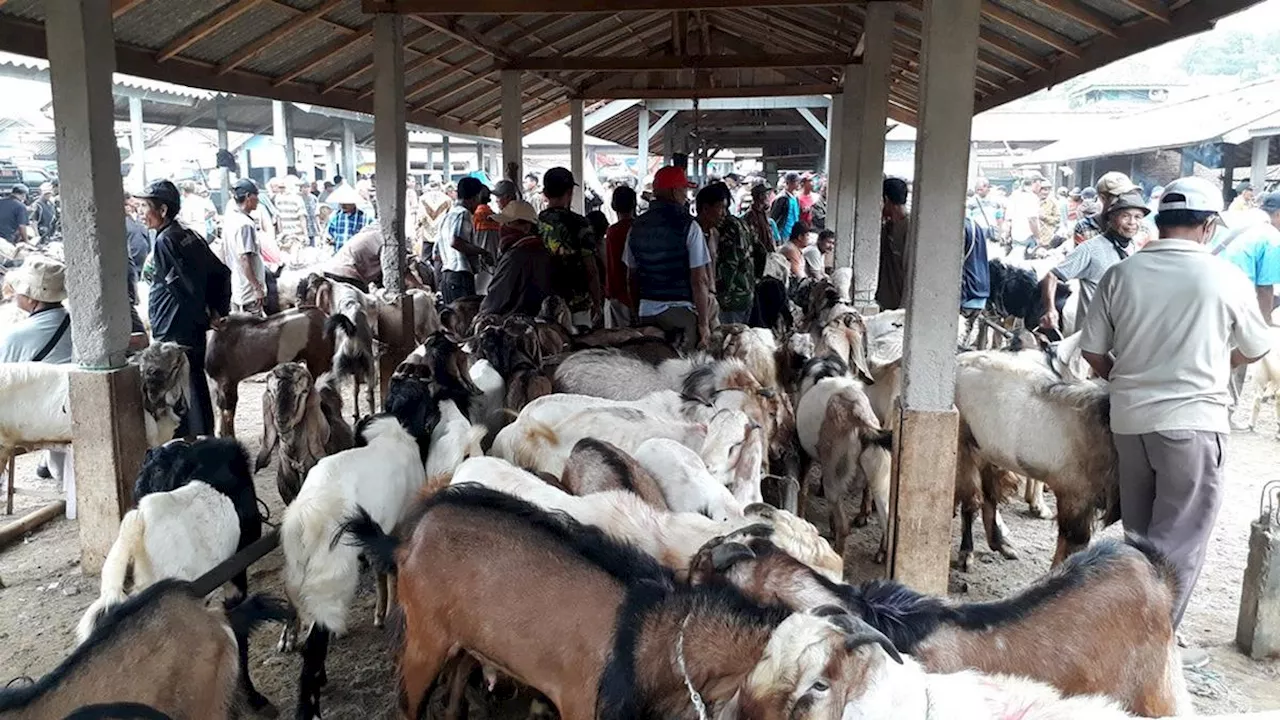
[710, 541, 756, 571]
[841, 620, 904, 666]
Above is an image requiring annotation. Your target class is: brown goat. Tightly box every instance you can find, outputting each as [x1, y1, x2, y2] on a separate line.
[0, 582, 288, 720]
[255, 363, 356, 504]
[559, 437, 671, 510]
[206, 307, 332, 438]
[691, 531, 1189, 717]
[345, 483, 793, 720]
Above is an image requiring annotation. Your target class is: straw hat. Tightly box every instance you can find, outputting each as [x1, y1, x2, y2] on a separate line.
[9, 255, 67, 303]
[328, 184, 361, 205]
[493, 200, 539, 226]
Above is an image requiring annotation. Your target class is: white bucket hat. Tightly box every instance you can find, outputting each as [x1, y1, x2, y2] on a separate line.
[493, 200, 539, 226]
[9, 255, 68, 303]
[327, 184, 361, 205]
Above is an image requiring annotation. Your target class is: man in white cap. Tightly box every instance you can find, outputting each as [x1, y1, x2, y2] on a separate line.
[480, 200, 553, 317]
[1080, 177, 1271, 666]
[0, 255, 71, 363]
[1073, 171, 1138, 245]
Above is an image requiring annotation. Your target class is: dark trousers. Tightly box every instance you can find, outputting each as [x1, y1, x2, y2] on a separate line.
[441, 270, 476, 304]
[175, 334, 215, 438]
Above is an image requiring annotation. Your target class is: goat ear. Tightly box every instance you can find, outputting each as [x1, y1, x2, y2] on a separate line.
[710, 541, 756, 571]
[850, 328, 874, 385]
[256, 390, 278, 472]
[843, 626, 904, 666]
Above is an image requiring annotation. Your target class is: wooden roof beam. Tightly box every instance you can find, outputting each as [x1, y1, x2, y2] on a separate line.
[321, 24, 439, 94]
[354, 40, 463, 98]
[897, 6, 1048, 72]
[412, 15, 579, 95]
[708, 23, 840, 85]
[216, 0, 345, 75]
[580, 83, 839, 100]
[981, 2, 1082, 58]
[273, 22, 373, 86]
[1030, 0, 1120, 37]
[156, 0, 265, 63]
[1118, 0, 1171, 23]
[112, 0, 147, 19]
[506, 52, 853, 72]
[366, 0, 903, 13]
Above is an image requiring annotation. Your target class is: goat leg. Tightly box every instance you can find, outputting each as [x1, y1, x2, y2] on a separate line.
[230, 598, 278, 718]
[796, 455, 815, 520]
[957, 502, 976, 572]
[853, 486, 872, 528]
[1052, 501, 1094, 566]
[352, 378, 361, 422]
[444, 654, 480, 720]
[216, 381, 237, 438]
[1273, 390, 1280, 439]
[980, 500, 1018, 561]
[297, 625, 331, 720]
[277, 617, 298, 653]
[822, 465, 849, 558]
[1023, 478, 1051, 519]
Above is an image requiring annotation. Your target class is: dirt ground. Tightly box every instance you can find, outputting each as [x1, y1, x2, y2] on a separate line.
[3, 373, 1280, 718]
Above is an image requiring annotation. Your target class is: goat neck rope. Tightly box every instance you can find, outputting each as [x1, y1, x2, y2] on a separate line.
[677, 612, 711, 720]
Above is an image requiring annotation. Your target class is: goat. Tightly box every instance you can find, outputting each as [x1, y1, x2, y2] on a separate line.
[693, 533, 1188, 717]
[343, 483, 795, 720]
[280, 377, 441, 719]
[986, 258, 1072, 330]
[438, 295, 483, 340]
[633, 438, 745, 521]
[205, 308, 332, 437]
[2, 582, 288, 720]
[552, 348, 670, 399]
[256, 364, 355, 505]
[394, 334, 488, 490]
[321, 280, 379, 421]
[796, 364, 893, 560]
[710, 324, 780, 389]
[955, 350, 1118, 564]
[474, 324, 553, 416]
[1245, 328, 1280, 436]
[559, 438, 670, 510]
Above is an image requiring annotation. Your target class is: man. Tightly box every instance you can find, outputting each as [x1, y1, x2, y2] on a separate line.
[1037, 182, 1062, 248]
[524, 172, 546, 215]
[125, 199, 151, 337]
[624, 165, 712, 350]
[31, 183, 58, 242]
[539, 167, 602, 327]
[273, 177, 308, 253]
[704, 183, 755, 325]
[745, 183, 779, 278]
[223, 179, 267, 315]
[770, 172, 801, 244]
[967, 176, 999, 233]
[325, 184, 369, 251]
[302, 177, 321, 247]
[961, 216, 990, 344]
[797, 173, 820, 229]
[779, 222, 811, 281]
[1039, 190, 1148, 333]
[177, 181, 216, 240]
[1219, 191, 1280, 425]
[603, 185, 638, 323]
[437, 176, 489, 303]
[323, 223, 385, 293]
[472, 185, 500, 294]
[1073, 171, 1138, 246]
[404, 176, 422, 253]
[0, 184, 29, 243]
[877, 177, 910, 310]
[140, 179, 229, 437]
[1229, 182, 1256, 213]
[480, 200, 553, 317]
[1007, 176, 1042, 259]
[1080, 177, 1270, 663]
[812, 229, 836, 278]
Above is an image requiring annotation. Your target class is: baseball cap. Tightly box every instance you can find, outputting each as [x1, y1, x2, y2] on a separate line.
[135, 179, 181, 208]
[1259, 191, 1280, 214]
[232, 178, 259, 202]
[493, 179, 518, 200]
[653, 166, 695, 192]
[1095, 171, 1139, 197]
[1158, 177, 1224, 215]
[542, 167, 578, 196]
[11, 183, 28, 196]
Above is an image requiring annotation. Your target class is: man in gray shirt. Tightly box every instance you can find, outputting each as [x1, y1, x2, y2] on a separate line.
[223, 179, 267, 315]
[1039, 190, 1148, 334]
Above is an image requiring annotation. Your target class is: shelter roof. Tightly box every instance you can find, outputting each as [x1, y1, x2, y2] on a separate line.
[0, 0, 1264, 139]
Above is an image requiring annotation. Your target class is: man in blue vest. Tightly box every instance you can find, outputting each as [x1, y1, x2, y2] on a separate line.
[624, 166, 712, 350]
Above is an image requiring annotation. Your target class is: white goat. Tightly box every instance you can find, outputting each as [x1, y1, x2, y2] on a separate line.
[467, 358, 505, 442]
[1245, 327, 1280, 436]
[424, 398, 487, 492]
[76, 481, 238, 642]
[633, 438, 745, 521]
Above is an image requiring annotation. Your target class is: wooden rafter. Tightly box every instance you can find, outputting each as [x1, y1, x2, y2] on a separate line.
[506, 52, 853, 72]
[709, 24, 837, 85]
[353, 40, 463, 98]
[899, 1, 1050, 71]
[1118, 0, 1171, 23]
[321, 24, 438, 94]
[981, 2, 1082, 57]
[156, 0, 265, 63]
[581, 83, 838, 99]
[411, 15, 580, 96]
[1030, 0, 1120, 37]
[216, 0, 345, 75]
[366, 0, 902, 13]
[273, 22, 373, 87]
[112, 0, 147, 19]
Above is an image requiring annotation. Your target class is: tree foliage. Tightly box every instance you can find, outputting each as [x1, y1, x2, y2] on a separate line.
[1180, 28, 1280, 79]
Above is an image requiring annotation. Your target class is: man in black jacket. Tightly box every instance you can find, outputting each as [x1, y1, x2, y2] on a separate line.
[137, 179, 230, 437]
[480, 201, 553, 317]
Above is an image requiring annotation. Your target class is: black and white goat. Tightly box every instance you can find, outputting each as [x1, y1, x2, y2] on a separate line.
[319, 279, 378, 420]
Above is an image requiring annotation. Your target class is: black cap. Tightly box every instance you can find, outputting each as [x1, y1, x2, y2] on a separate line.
[232, 178, 259, 203]
[456, 176, 485, 201]
[135, 179, 181, 209]
[543, 167, 577, 197]
[1260, 191, 1280, 214]
[10, 183, 27, 196]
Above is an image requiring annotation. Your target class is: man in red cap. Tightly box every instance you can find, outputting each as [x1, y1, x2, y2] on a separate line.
[623, 166, 712, 350]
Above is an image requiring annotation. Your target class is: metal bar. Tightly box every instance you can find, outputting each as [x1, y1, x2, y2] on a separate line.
[190, 531, 281, 598]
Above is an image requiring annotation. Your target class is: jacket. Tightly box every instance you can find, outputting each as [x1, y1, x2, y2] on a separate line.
[628, 200, 694, 302]
[148, 221, 230, 345]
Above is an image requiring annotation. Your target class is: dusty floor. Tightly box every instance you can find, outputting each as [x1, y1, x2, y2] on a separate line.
[3, 374, 1280, 718]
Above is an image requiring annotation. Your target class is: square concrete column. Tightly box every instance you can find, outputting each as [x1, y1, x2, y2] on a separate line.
[570, 98, 585, 214]
[1252, 136, 1271, 194]
[825, 98, 844, 238]
[476, 142, 485, 175]
[851, 3, 895, 305]
[272, 100, 290, 177]
[374, 12, 407, 296]
[341, 119, 357, 181]
[890, 0, 981, 595]
[442, 136, 451, 180]
[215, 96, 230, 208]
[47, 0, 149, 572]
[501, 70, 523, 184]
[637, 106, 650, 184]
[128, 96, 145, 188]
[831, 66, 863, 269]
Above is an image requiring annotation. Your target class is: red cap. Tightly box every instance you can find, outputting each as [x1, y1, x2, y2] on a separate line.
[653, 166, 695, 192]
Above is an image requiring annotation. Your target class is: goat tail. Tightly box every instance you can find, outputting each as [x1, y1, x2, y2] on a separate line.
[324, 313, 357, 341]
[337, 505, 400, 575]
[225, 593, 294, 641]
[511, 419, 559, 470]
[861, 427, 893, 451]
[77, 509, 147, 643]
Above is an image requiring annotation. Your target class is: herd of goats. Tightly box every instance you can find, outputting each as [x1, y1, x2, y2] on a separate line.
[0, 259, 1201, 720]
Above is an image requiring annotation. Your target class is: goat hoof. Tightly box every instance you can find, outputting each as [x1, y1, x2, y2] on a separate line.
[247, 692, 278, 718]
[852, 513, 871, 529]
[873, 549, 887, 565]
[373, 616, 384, 629]
[957, 553, 973, 572]
[1025, 505, 1052, 520]
[998, 547, 1019, 561]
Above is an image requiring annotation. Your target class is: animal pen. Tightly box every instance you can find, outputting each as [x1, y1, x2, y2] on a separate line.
[0, 0, 1266, 598]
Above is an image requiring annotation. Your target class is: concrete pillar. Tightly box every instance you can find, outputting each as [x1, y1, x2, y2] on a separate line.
[327, 141, 339, 180]
[826, 97, 844, 239]
[1252, 136, 1271, 194]
[283, 104, 297, 174]
[851, 4, 895, 305]
[891, 0, 981, 595]
[1236, 520, 1280, 659]
[832, 66, 864, 269]
[442, 136, 451, 181]
[476, 142, 484, 175]
[570, 98, 585, 214]
[373, 12, 406, 296]
[341, 119, 357, 182]
[637, 105, 650, 185]
[272, 100, 289, 178]
[47, 0, 148, 572]
[128, 96, 145, 187]
[501, 70, 523, 182]
[215, 95, 230, 209]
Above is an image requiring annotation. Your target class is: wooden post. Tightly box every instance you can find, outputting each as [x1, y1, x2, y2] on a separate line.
[832, 65, 862, 269]
[890, 0, 981, 595]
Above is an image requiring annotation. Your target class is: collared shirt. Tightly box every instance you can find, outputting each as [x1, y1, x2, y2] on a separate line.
[327, 208, 369, 250]
[223, 207, 265, 308]
[1080, 238, 1272, 434]
[539, 206, 600, 313]
[326, 223, 384, 286]
[1052, 233, 1132, 320]
[438, 204, 474, 273]
[0, 305, 72, 363]
[0, 196, 27, 241]
[273, 192, 307, 237]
